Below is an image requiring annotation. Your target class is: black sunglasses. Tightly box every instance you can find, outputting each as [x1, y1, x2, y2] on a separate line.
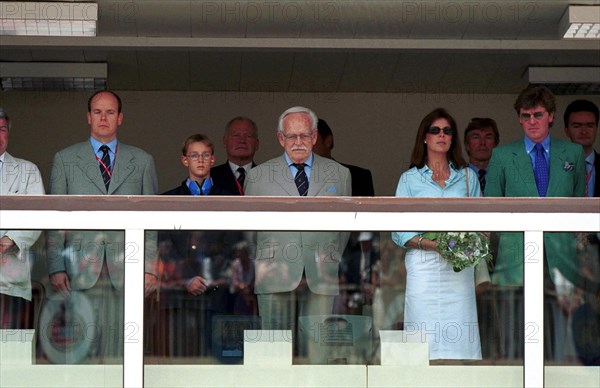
[427, 126, 455, 135]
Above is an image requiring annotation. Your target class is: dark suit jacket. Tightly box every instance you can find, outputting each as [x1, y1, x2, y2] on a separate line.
[210, 162, 256, 195]
[162, 179, 238, 196]
[159, 179, 243, 287]
[594, 150, 600, 197]
[340, 162, 375, 196]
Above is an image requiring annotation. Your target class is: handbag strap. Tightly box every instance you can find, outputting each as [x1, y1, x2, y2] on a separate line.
[465, 167, 470, 197]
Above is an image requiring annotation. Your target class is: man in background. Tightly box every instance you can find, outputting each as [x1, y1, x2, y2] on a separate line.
[464, 117, 500, 195]
[463, 116, 501, 359]
[314, 118, 374, 196]
[211, 116, 259, 195]
[564, 99, 599, 197]
[313, 118, 378, 317]
[563, 99, 600, 365]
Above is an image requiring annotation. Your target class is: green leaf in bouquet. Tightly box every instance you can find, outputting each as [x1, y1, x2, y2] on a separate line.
[422, 232, 440, 240]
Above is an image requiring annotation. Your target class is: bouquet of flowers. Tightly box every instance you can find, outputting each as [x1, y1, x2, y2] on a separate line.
[422, 232, 493, 272]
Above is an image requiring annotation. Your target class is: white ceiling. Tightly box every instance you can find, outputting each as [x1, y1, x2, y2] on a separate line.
[0, 0, 599, 93]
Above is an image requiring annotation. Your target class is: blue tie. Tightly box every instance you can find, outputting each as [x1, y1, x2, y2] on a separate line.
[534, 143, 549, 197]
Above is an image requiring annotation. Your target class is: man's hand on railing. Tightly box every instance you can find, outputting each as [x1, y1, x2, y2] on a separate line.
[50, 271, 71, 299]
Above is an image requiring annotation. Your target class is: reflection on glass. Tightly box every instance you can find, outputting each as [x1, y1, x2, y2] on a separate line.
[0, 226, 41, 329]
[43, 229, 129, 365]
[143, 230, 410, 366]
[145, 229, 251, 362]
[146, 229, 600, 367]
[558, 231, 600, 365]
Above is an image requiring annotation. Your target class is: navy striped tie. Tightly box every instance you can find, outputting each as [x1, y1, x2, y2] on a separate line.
[99, 145, 111, 190]
[478, 169, 486, 194]
[293, 163, 308, 196]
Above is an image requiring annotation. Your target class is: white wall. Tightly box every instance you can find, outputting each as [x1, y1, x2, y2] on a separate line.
[1, 91, 598, 195]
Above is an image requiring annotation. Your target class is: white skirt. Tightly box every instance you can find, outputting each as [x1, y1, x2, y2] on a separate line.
[404, 249, 482, 360]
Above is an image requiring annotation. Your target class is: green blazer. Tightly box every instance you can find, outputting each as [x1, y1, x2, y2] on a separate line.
[244, 153, 351, 296]
[485, 136, 586, 286]
[46, 140, 159, 291]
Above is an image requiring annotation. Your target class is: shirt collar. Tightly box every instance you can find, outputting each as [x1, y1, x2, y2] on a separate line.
[422, 161, 458, 173]
[228, 160, 253, 172]
[468, 163, 480, 174]
[420, 162, 462, 184]
[524, 135, 550, 155]
[0, 152, 5, 163]
[284, 152, 313, 168]
[186, 177, 213, 195]
[586, 151, 595, 166]
[90, 137, 118, 153]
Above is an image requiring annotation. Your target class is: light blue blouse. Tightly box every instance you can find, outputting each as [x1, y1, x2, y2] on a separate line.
[391, 164, 481, 247]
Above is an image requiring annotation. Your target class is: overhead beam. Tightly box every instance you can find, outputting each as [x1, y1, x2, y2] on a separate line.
[1, 36, 599, 51]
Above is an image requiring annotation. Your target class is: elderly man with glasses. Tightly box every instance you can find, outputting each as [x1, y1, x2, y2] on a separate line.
[244, 106, 351, 362]
[485, 85, 586, 361]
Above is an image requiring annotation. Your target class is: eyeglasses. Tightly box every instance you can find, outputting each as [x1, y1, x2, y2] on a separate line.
[427, 126, 455, 136]
[519, 111, 546, 121]
[186, 152, 212, 161]
[281, 131, 314, 142]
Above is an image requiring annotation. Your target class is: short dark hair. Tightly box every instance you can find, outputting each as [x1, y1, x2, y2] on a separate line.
[317, 118, 334, 149]
[87, 90, 122, 113]
[0, 108, 11, 130]
[513, 85, 556, 126]
[563, 99, 599, 127]
[464, 117, 500, 145]
[409, 108, 466, 169]
[181, 134, 214, 155]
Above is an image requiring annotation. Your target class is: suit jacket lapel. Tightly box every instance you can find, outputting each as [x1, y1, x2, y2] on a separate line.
[547, 140, 566, 197]
[512, 143, 539, 196]
[109, 144, 135, 194]
[308, 155, 326, 196]
[273, 155, 298, 196]
[77, 144, 107, 193]
[0, 152, 17, 195]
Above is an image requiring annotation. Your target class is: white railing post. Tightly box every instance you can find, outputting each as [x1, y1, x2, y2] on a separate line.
[123, 229, 145, 388]
[523, 231, 545, 388]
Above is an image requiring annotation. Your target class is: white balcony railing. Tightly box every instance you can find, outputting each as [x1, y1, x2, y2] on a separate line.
[1, 195, 599, 388]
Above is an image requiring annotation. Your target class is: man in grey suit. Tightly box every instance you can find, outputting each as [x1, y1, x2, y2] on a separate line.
[244, 106, 351, 347]
[46, 91, 159, 363]
[0, 108, 44, 329]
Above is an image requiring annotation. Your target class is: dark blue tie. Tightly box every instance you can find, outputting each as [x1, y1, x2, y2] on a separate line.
[293, 163, 308, 196]
[534, 143, 549, 197]
[478, 169, 486, 194]
[99, 145, 111, 190]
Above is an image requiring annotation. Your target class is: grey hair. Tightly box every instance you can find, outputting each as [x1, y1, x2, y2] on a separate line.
[0, 108, 10, 130]
[277, 106, 318, 133]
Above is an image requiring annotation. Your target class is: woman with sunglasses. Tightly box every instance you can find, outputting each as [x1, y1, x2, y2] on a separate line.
[392, 108, 482, 360]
